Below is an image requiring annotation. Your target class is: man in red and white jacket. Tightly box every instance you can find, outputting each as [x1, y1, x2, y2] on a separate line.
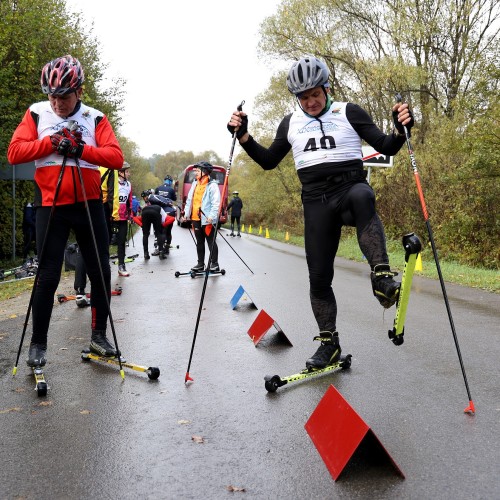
[8, 55, 124, 368]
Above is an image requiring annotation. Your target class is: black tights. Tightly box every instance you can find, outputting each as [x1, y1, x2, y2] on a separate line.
[33, 201, 111, 345]
[304, 181, 389, 332]
[141, 206, 165, 255]
[192, 220, 218, 265]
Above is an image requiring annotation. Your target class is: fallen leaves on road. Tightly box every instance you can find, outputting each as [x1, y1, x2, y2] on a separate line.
[178, 419, 191, 425]
[0, 407, 22, 414]
[38, 401, 52, 407]
[80, 409, 91, 415]
[227, 485, 246, 492]
[191, 435, 204, 444]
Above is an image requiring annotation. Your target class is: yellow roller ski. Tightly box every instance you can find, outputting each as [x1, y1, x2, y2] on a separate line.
[388, 233, 422, 346]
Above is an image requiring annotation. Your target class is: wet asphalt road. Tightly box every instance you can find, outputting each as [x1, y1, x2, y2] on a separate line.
[0, 226, 499, 500]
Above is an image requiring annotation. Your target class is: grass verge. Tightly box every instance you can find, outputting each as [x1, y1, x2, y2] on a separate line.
[237, 226, 499, 293]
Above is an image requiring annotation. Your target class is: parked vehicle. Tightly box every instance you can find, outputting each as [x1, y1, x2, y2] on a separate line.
[175, 164, 228, 227]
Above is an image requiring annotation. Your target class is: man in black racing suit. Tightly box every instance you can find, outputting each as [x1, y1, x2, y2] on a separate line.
[228, 55, 414, 370]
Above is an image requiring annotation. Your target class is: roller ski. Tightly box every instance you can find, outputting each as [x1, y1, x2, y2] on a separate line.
[109, 253, 139, 260]
[0, 257, 38, 282]
[175, 263, 226, 278]
[112, 254, 138, 264]
[24, 343, 49, 397]
[264, 332, 351, 392]
[190, 268, 226, 278]
[188, 263, 225, 278]
[57, 286, 122, 305]
[265, 355, 352, 393]
[31, 366, 49, 397]
[388, 233, 422, 346]
[81, 349, 160, 380]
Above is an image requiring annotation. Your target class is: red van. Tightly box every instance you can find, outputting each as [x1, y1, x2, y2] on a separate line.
[175, 164, 228, 227]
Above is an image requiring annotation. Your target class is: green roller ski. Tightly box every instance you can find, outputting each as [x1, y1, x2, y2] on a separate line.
[388, 232, 422, 346]
[264, 355, 352, 393]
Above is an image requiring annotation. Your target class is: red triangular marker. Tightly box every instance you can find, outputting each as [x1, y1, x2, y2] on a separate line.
[305, 385, 404, 481]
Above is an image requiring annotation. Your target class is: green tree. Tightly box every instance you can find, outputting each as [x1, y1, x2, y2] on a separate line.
[243, 0, 499, 267]
[0, 0, 124, 259]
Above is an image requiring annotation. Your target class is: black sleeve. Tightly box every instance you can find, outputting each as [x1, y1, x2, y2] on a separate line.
[346, 103, 406, 156]
[240, 114, 292, 170]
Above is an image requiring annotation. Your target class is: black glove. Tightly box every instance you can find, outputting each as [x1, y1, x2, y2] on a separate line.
[227, 115, 248, 139]
[392, 109, 414, 138]
[57, 138, 85, 159]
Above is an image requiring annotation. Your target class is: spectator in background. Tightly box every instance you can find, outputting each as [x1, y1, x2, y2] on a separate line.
[22, 201, 37, 260]
[227, 191, 243, 237]
[131, 195, 141, 216]
[112, 162, 133, 277]
[155, 174, 177, 201]
[182, 162, 221, 272]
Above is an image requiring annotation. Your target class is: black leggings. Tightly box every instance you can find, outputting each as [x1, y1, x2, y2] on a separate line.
[192, 220, 218, 265]
[33, 201, 111, 345]
[304, 181, 389, 332]
[116, 220, 128, 265]
[141, 206, 165, 254]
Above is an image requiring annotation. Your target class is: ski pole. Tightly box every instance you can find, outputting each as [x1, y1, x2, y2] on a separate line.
[200, 208, 254, 274]
[13, 156, 68, 374]
[184, 100, 245, 383]
[74, 155, 125, 379]
[128, 220, 135, 247]
[217, 227, 254, 274]
[188, 224, 197, 246]
[395, 93, 475, 415]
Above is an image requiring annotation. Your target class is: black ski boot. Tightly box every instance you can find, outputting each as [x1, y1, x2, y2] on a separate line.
[27, 342, 47, 367]
[191, 263, 205, 272]
[371, 264, 400, 308]
[144, 251, 150, 260]
[90, 330, 119, 357]
[305, 331, 341, 370]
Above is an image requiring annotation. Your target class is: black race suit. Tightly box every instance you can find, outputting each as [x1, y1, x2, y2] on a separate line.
[240, 101, 406, 332]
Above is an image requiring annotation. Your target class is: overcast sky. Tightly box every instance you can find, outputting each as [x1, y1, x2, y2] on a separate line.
[66, 0, 283, 160]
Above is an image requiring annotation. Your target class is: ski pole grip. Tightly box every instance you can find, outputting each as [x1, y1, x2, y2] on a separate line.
[395, 92, 403, 103]
[237, 100, 245, 112]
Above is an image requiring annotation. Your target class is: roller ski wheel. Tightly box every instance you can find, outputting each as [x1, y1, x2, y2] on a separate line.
[147, 367, 160, 380]
[264, 354, 352, 393]
[175, 270, 193, 277]
[32, 367, 49, 397]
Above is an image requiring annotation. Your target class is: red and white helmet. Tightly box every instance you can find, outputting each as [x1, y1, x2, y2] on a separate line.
[41, 55, 84, 95]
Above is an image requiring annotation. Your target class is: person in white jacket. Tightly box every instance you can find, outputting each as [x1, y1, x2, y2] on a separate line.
[182, 162, 221, 272]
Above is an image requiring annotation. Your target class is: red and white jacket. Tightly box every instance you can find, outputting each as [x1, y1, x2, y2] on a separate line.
[8, 100, 123, 206]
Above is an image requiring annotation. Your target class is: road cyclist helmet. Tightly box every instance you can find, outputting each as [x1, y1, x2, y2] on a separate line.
[286, 56, 330, 96]
[41, 55, 85, 96]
